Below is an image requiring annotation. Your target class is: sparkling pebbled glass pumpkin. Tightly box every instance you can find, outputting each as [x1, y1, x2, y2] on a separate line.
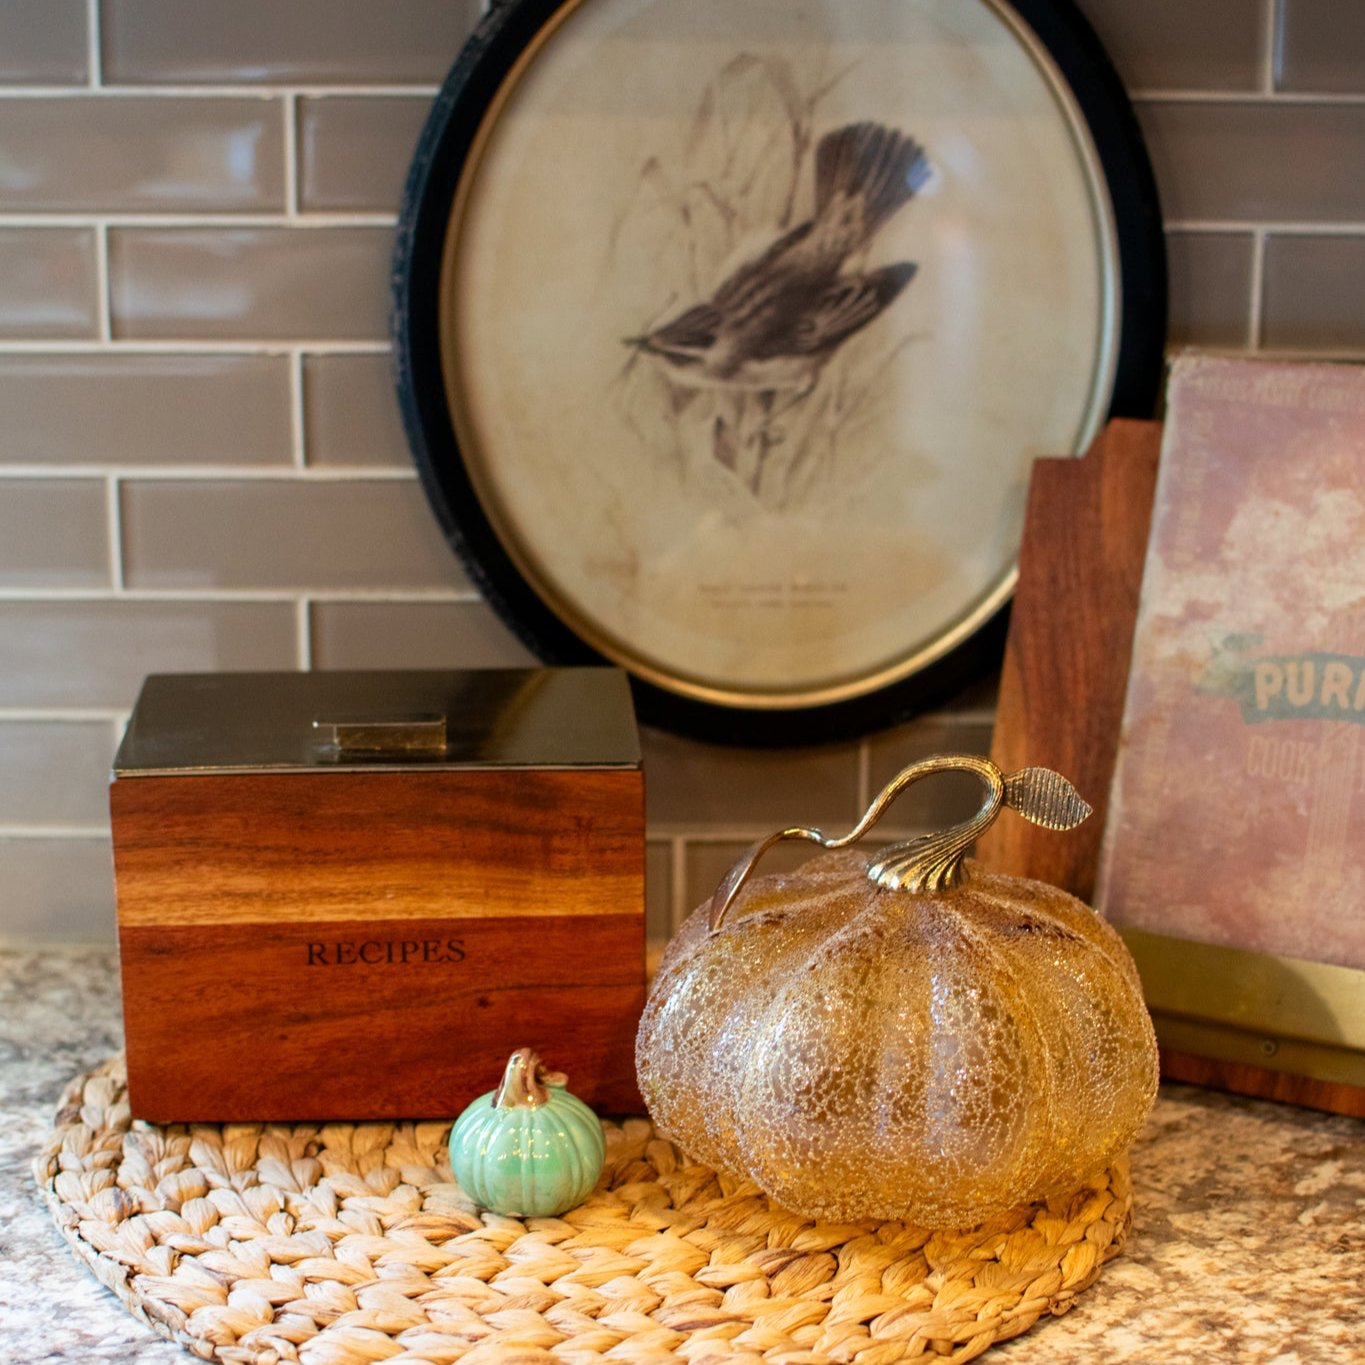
[636, 756, 1159, 1229]
[449, 1047, 605, 1217]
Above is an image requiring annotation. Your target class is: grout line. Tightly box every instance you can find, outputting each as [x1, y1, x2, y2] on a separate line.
[112, 467, 414, 482]
[0, 587, 482, 603]
[0, 708, 127, 722]
[289, 351, 308, 468]
[0, 464, 413, 480]
[93, 223, 112, 342]
[0, 825, 112, 839]
[0, 339, 391, 356]
[1162, 220, 1365, 236]
[668, 834, 687, 934]
[0, 211, 1311, 237]
[296, 598, 313, 671]
[283, 92, 300, 220]
[0, 83, 440, 99]
[85, 0, 101, 87]
[1249, 229, 1268, 350]
[1128, 87, 1365, 105]
[1264, 0, 1281, 95]
[105, 475, 124, 591]
[0, 212, 396, 228]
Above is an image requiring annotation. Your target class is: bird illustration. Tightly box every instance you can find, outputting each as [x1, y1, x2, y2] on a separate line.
[628, 121, 930, 398]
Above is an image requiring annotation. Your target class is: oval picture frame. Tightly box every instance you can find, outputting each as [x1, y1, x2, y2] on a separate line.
[393, 0, 1166, 744]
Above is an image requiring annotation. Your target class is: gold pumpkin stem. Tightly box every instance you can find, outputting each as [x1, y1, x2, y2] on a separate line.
[492, 1047, 567, 1108]
[707, 756, 1092, 932]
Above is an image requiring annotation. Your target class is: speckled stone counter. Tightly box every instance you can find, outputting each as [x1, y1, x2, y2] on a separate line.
[2, 947, 1363, 1364]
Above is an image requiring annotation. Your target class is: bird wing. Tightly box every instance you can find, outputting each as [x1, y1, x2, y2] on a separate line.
[712, 220, 816, 310]
[753, 262, 918, 359]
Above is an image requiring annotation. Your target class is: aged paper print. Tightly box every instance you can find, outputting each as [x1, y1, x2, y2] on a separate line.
[1099, 355, 1365, 970]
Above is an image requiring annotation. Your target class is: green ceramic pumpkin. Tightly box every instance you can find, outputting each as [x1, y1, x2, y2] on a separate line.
[448, 1047, 605, 1217]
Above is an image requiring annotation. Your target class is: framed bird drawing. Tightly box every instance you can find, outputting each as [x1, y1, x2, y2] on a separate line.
[393, 0, 1166, 743]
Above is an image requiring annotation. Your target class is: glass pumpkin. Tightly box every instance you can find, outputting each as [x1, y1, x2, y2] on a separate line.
[635, 756, 1159, 1228]
[449, 1047, 605, 1217]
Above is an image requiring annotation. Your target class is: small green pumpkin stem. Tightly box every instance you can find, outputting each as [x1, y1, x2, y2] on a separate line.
[492, 1047, 568, 1109]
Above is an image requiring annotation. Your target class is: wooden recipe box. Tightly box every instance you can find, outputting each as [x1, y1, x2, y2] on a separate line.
[111, 668, 645, 1122]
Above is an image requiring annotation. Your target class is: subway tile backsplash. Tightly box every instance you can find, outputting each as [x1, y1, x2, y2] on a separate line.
[1081, 0, 1267, 93]
[100, 0, 481, 87]
[0, 0, 88, 85]
[108, 227, 394, 341]
[120, 478, 469, 591]
[0, 600, 297, 709]
[0, 355, 294, 467]
[1137, 101, 1365, 224]
[0, 838, 116, 942]
[0, 0, 1362, 942]
[0, 97, 285, 213]
[1261, 234, 1365, 352]
[309, 601, 538, 670]
[0, 722, 119, 828]
[1276, 0, 1365, 95]
[297, 96, 430, 213]
[1164, 231, 1256, 348]
[302, 354, 412, 467]
[0, 480, 110, 589]
[0, 229, 100, 339]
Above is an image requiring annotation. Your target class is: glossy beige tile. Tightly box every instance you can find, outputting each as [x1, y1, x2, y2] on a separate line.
[0, 354, 293, 466]
[303, 353, 411, 467]
[1276, 0, 1365, 94]
[866, 716, 994, 834]
[642, 726, 861, 830]
[101, 0, 481, 85]
[0, 0, 87, 83]
[1137, 102, 1365, 223]
[0, 97, 284, 212]
[1261, 234, 1365, 352]
[0, 722, 118, 827]
[0, 600, 297, 708]
[310, 600, 534, 668]
[121, 478, 466, 590]
[0, 480, 109, 588]
[646, 840, 673, 941]
[0, 837, 115, 941]
[107, 227, 392, 341]
[0, 229, 98, 339]
[1079, 0, 1265, 91]
[298, 96, 429, 213]
[1165, 231, 1255, 348]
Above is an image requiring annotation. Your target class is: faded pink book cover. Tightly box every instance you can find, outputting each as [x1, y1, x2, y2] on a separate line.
[1097, 354, 1365, 971]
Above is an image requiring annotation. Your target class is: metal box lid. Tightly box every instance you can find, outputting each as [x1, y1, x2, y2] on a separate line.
[113, 668, 641, 776]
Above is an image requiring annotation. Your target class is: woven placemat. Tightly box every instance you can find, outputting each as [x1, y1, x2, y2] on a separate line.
[35, 1057, 1131, 1365]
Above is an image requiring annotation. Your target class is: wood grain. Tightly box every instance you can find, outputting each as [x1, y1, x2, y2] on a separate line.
[111, 768, 643, 925]
[979, 418, 1161, 898]
[982, 417, 1365, 1118]
[1160, 1049, 1365, 1120]
[120, 913, 644, 1121]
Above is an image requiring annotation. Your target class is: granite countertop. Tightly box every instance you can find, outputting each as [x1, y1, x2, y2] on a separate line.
[2, 948, 1363, 1364]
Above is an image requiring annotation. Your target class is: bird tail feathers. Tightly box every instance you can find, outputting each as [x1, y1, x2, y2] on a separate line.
[814, 122, 929, 238]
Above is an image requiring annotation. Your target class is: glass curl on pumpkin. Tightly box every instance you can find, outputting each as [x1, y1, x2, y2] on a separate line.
[635, 755, 1159, 1228]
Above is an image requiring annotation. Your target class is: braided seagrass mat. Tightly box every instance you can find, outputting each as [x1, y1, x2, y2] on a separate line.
[35, 1057, 1131, 1365]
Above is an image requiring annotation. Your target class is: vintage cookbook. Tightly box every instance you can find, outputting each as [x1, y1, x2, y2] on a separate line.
[1097, 355, 1365, 972]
